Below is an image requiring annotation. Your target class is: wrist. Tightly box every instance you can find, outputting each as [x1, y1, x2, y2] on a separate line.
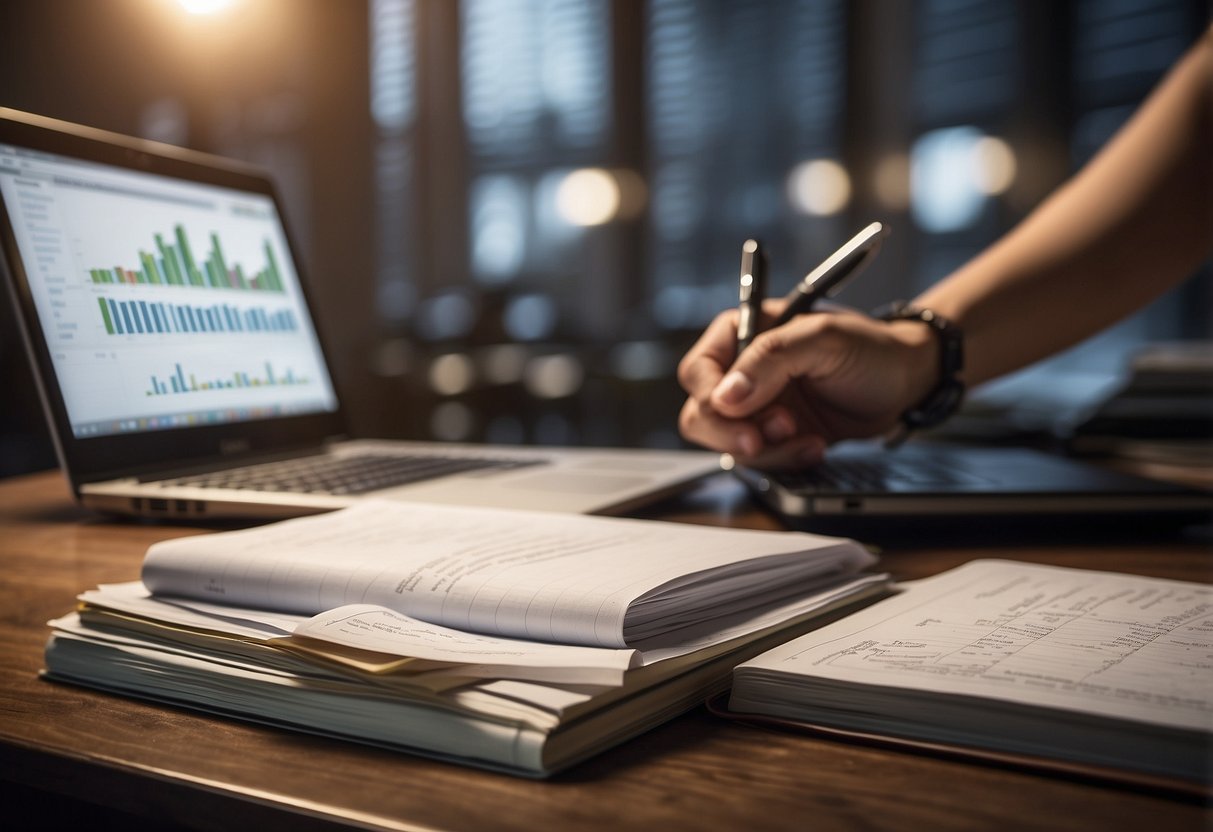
[886, 318, 941, 409]
[874, 302, 966, 442]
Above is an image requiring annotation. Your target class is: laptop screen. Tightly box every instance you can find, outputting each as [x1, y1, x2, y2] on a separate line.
[0, 142, 339, 439]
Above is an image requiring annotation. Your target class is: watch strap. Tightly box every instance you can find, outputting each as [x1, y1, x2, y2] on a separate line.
[873, 301, 965, 445]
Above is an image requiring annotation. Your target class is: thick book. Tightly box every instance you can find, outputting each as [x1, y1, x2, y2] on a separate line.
[136, 499, 877, 648]
[43, 499, 886, 776]
[728, 560, 1213, 792]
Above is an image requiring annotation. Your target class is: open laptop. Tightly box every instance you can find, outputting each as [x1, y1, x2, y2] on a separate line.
[0, 108, 719, 520]
[732, 439, 1213, 521]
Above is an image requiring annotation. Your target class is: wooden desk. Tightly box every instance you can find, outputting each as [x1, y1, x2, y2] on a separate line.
[1, 469, 1210, 831]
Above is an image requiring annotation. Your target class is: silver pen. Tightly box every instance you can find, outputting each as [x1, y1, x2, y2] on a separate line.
[736, 238, 767, 354]
[770, 222, 888, 328]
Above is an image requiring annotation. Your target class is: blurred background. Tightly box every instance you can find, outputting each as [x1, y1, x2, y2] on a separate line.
[2, 0, 1210, 478]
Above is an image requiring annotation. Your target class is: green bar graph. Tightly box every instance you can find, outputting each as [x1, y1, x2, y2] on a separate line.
[210, 233, 230, 289]
[155, 234, 183, 285]
[262, 240, 283, 291]
[88, 224, 285, 293]
[175, 224, 203, 286]
[139, 251, 160, 284]
[98, 297, 114, 334]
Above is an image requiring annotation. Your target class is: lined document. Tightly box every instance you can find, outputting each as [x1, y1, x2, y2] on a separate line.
[744, 559, 1213, 730]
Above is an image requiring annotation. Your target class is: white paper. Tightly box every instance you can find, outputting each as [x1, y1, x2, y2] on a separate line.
[741, 559, 1213, 731]
[81, 582, 306, 637]
[295, 604, 638, 682]
[636, 572, 889, 665]
[141, 499, 873, 648]
[74, 584, 637, 685]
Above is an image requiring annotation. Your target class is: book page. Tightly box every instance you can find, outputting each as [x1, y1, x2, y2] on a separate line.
[290, 604, 638, 685]
[81, 582, 307, 637]
[69, 587, 635, 688]
[741, 560, 1213, 731]
[142, 499, 871, 648]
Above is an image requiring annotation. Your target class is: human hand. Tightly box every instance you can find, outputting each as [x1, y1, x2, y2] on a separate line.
[677, 301, 940, 468]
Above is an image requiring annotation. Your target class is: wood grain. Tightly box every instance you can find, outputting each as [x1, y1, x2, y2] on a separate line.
[0, 470, 1209, 831]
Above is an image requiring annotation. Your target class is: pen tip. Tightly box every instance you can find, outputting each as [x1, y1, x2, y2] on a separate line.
[742, 239, 759, 253]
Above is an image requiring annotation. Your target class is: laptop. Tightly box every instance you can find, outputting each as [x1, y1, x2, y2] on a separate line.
[0, 108, 719, 520]
[732, 439, 1213, 521]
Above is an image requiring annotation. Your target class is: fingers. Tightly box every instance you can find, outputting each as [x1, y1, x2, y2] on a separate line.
[709, 314, 851, 418]
[677, 308, 739, 403]
[679, 302, 921, 465]
[679, 306, 851, 458]
[679, 394, 827, 464]
[678, 395, 763, 458]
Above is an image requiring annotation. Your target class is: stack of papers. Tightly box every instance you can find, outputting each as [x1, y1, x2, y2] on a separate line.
[45, 500, 886, 776]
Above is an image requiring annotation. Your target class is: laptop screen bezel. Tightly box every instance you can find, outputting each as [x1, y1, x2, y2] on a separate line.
[0, 109, 350, 491]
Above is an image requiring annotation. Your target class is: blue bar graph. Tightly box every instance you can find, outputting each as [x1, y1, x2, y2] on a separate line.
[99, 297, 299, 336]
[146, 360, 308, 397]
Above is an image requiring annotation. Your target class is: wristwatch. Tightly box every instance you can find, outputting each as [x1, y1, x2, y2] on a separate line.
[873, 301, 965, 444]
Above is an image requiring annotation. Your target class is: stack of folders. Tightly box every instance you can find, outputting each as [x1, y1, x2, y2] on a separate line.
[43, 500, 887, 778]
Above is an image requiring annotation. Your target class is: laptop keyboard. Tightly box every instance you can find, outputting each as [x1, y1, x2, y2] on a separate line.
[158, 453, 546, 496]
[773, 456, 986, 492]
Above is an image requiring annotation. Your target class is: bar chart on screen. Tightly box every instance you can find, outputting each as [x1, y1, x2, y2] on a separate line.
[146, 361, 309, 397]
[97, 298, 299, 336]
[0, 141, 340, 436]
[86, 224, 285, 293]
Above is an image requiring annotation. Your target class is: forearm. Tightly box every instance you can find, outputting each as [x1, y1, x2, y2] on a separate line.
[915, 28, 1213, 387]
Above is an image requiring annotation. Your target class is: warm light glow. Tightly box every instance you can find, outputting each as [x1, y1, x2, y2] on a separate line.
[787, 159, 852, 216]
[175, 0, 238, 14]
[973, 136, 1017, 195]
[428, 353, 476, 396]
[555, 168, 621, 226]
[524, 354, 584, 399]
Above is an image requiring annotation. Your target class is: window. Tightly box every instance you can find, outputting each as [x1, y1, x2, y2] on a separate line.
[364, 0, 1210, 445]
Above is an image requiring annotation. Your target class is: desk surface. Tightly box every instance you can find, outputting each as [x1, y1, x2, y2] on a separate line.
[1, 469, 1210, 831]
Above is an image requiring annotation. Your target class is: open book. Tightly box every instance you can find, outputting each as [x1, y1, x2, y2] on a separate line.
[140, 500, 877, 650]
[45, 500, 886, 776]
[728, 560, 1213, 790]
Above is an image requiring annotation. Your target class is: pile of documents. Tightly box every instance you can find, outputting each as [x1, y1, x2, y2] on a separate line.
[45, 500, 886, 776]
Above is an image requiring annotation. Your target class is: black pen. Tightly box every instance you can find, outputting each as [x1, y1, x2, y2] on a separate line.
[770, 222, 888, 328]
[735, 238, 767, 354]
